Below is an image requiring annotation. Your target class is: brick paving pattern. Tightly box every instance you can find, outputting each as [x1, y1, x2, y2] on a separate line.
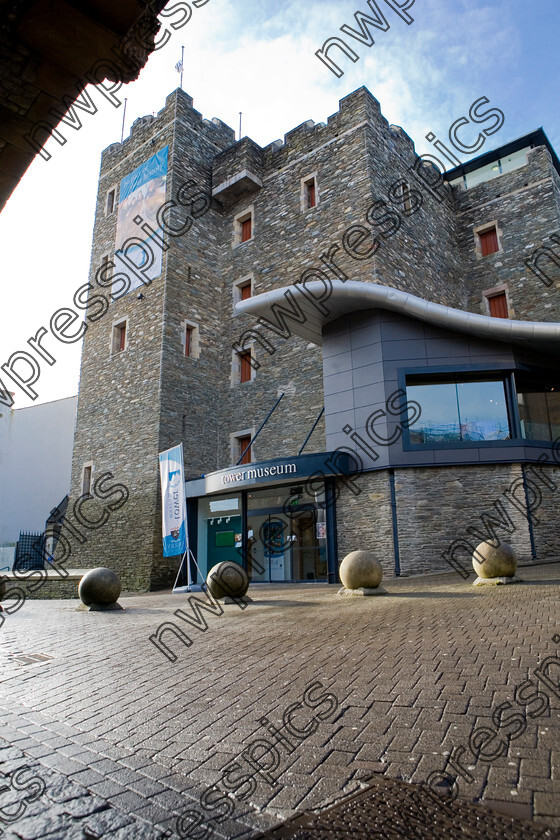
[255, 776, 559, 839]
[0, 562, 559, 838]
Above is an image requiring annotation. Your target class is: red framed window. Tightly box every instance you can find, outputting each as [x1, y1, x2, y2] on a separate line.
[479, 228, 499, 257]
[240, 351, 252, 383]
[185, 325, 194, 356]
[307, 179, 316, 208]
[238, 435, 252, 464]
[240, 282, 252, 301]
[241, 217, 252, 242]
[488, 292, 508, 318]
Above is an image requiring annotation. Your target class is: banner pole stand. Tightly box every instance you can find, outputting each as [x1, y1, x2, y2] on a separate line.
[172, 548, 204, 594]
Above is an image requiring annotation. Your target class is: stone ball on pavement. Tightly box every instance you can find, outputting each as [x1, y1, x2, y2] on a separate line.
[207, 561, 249, 599]
[339, 550, 383, 590]
[79, 567, 122, 606]
[472, 541, 517, 579]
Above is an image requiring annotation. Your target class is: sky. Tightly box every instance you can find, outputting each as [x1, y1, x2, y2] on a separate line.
[0, 0, 559, 410]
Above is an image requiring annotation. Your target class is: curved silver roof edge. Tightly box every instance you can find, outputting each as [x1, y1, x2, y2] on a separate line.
[235, 280, 560, 348]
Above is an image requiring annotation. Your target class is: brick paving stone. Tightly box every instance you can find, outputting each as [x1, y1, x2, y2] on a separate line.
[1, 564, 559, 838]
[67, 768, 106, 786]
[87, 779, 130, 798]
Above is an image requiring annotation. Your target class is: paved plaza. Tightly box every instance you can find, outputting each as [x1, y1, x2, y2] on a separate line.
[0, 563, 559, 838]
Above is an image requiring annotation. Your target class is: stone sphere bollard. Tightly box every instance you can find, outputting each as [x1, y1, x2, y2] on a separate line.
[472, 541, 519, 585]
[338, 550, 386, 596]
[79, 567, 122, 609]
[206, 561, 249, 600]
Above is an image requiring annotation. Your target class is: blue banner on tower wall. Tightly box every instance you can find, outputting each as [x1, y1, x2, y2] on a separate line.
[114, 145, 168, 296]
[158, 443, 187, 557]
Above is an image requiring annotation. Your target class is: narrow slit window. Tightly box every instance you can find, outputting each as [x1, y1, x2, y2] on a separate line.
[240, 282, 251, 301]
[112, 320, 127, 354]
[106, 189, 116, 216]
[82, 466, 92, 496]
[185, 325, 194, 356]
[302, 175, 318, 210]
[306, 178, 316, 208]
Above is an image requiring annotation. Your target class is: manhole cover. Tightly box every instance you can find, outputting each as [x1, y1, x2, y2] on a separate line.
[255, 776, 558, 839]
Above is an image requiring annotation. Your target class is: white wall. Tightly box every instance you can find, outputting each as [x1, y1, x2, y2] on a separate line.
[0, 396, 77, 544]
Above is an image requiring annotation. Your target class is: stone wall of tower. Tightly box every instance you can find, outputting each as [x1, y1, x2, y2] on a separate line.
[63, 90, 235, 591]
[360, 92, 465, 308]
[152, 95, 235, 586]
[216, 87, 466, 470]
[64, 84, 560, 592]
[455, 146, 560, 322]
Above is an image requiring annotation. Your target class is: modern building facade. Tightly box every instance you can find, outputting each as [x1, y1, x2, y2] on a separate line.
[64, 86, 560, 590]
[0, 395, 77, 546]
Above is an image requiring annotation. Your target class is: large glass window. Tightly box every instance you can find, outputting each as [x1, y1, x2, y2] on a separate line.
[406, 377, 511, 444]
[516, 376, 560, 442]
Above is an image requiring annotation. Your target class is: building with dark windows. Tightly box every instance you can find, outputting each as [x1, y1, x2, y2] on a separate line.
[64, 86, 560, 590]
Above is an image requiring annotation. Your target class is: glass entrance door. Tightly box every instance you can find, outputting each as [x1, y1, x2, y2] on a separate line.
[246, 483, 328, 582]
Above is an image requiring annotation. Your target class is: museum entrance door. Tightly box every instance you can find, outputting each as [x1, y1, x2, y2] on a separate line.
[246, 483, 327, 582]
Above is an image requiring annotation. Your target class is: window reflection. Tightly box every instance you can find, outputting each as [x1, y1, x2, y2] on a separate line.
[407, 378, 511, 443]
[516, 377, 560, 442]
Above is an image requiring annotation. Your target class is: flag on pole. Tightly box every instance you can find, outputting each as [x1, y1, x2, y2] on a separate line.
[175, 46, 184, 89]
[159, 444, 187, 557]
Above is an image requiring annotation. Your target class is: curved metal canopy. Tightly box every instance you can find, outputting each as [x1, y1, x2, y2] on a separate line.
[235, 280, 560, 352]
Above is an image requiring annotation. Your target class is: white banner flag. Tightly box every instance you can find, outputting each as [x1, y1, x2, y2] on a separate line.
[158, 443, 187, 557]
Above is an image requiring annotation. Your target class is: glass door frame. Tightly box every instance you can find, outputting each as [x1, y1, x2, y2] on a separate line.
[188, 477, 339, 584]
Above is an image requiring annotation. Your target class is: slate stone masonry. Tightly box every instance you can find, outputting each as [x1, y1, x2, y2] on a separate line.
[64, 86, 560, 589]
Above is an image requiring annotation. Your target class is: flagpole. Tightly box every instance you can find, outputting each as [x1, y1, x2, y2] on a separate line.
[120, 97, 127, 143]
[180, 45, 184, 89]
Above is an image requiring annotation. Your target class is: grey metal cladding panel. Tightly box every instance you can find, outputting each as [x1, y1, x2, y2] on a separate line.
[349, 309, 382, 329]
[322, 331, 352, 359]
[389, 447, 436, 467]
[483, 446, 529, 462]
[467, 339, 516, 361]
[422, 322, 454, 339]
[352, 362, 385, 389]
[354, 402, 391, 434]
[325, 429, 355, 456]
[323, 350, 353, 376]
[381, 339, 428, 362]
[351, 343, 383, 370]
[425, 336, 472, 359]
[420, 355, 476, 368]
[324, 370, 355, 396]
[324, 397, 355, 428]
[380, 319, 425, 341]
[433, 448, 482, 464]
[350, 323, 382, 349]
[353, 381, 386, 409]
[348, 446, 390, 471]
